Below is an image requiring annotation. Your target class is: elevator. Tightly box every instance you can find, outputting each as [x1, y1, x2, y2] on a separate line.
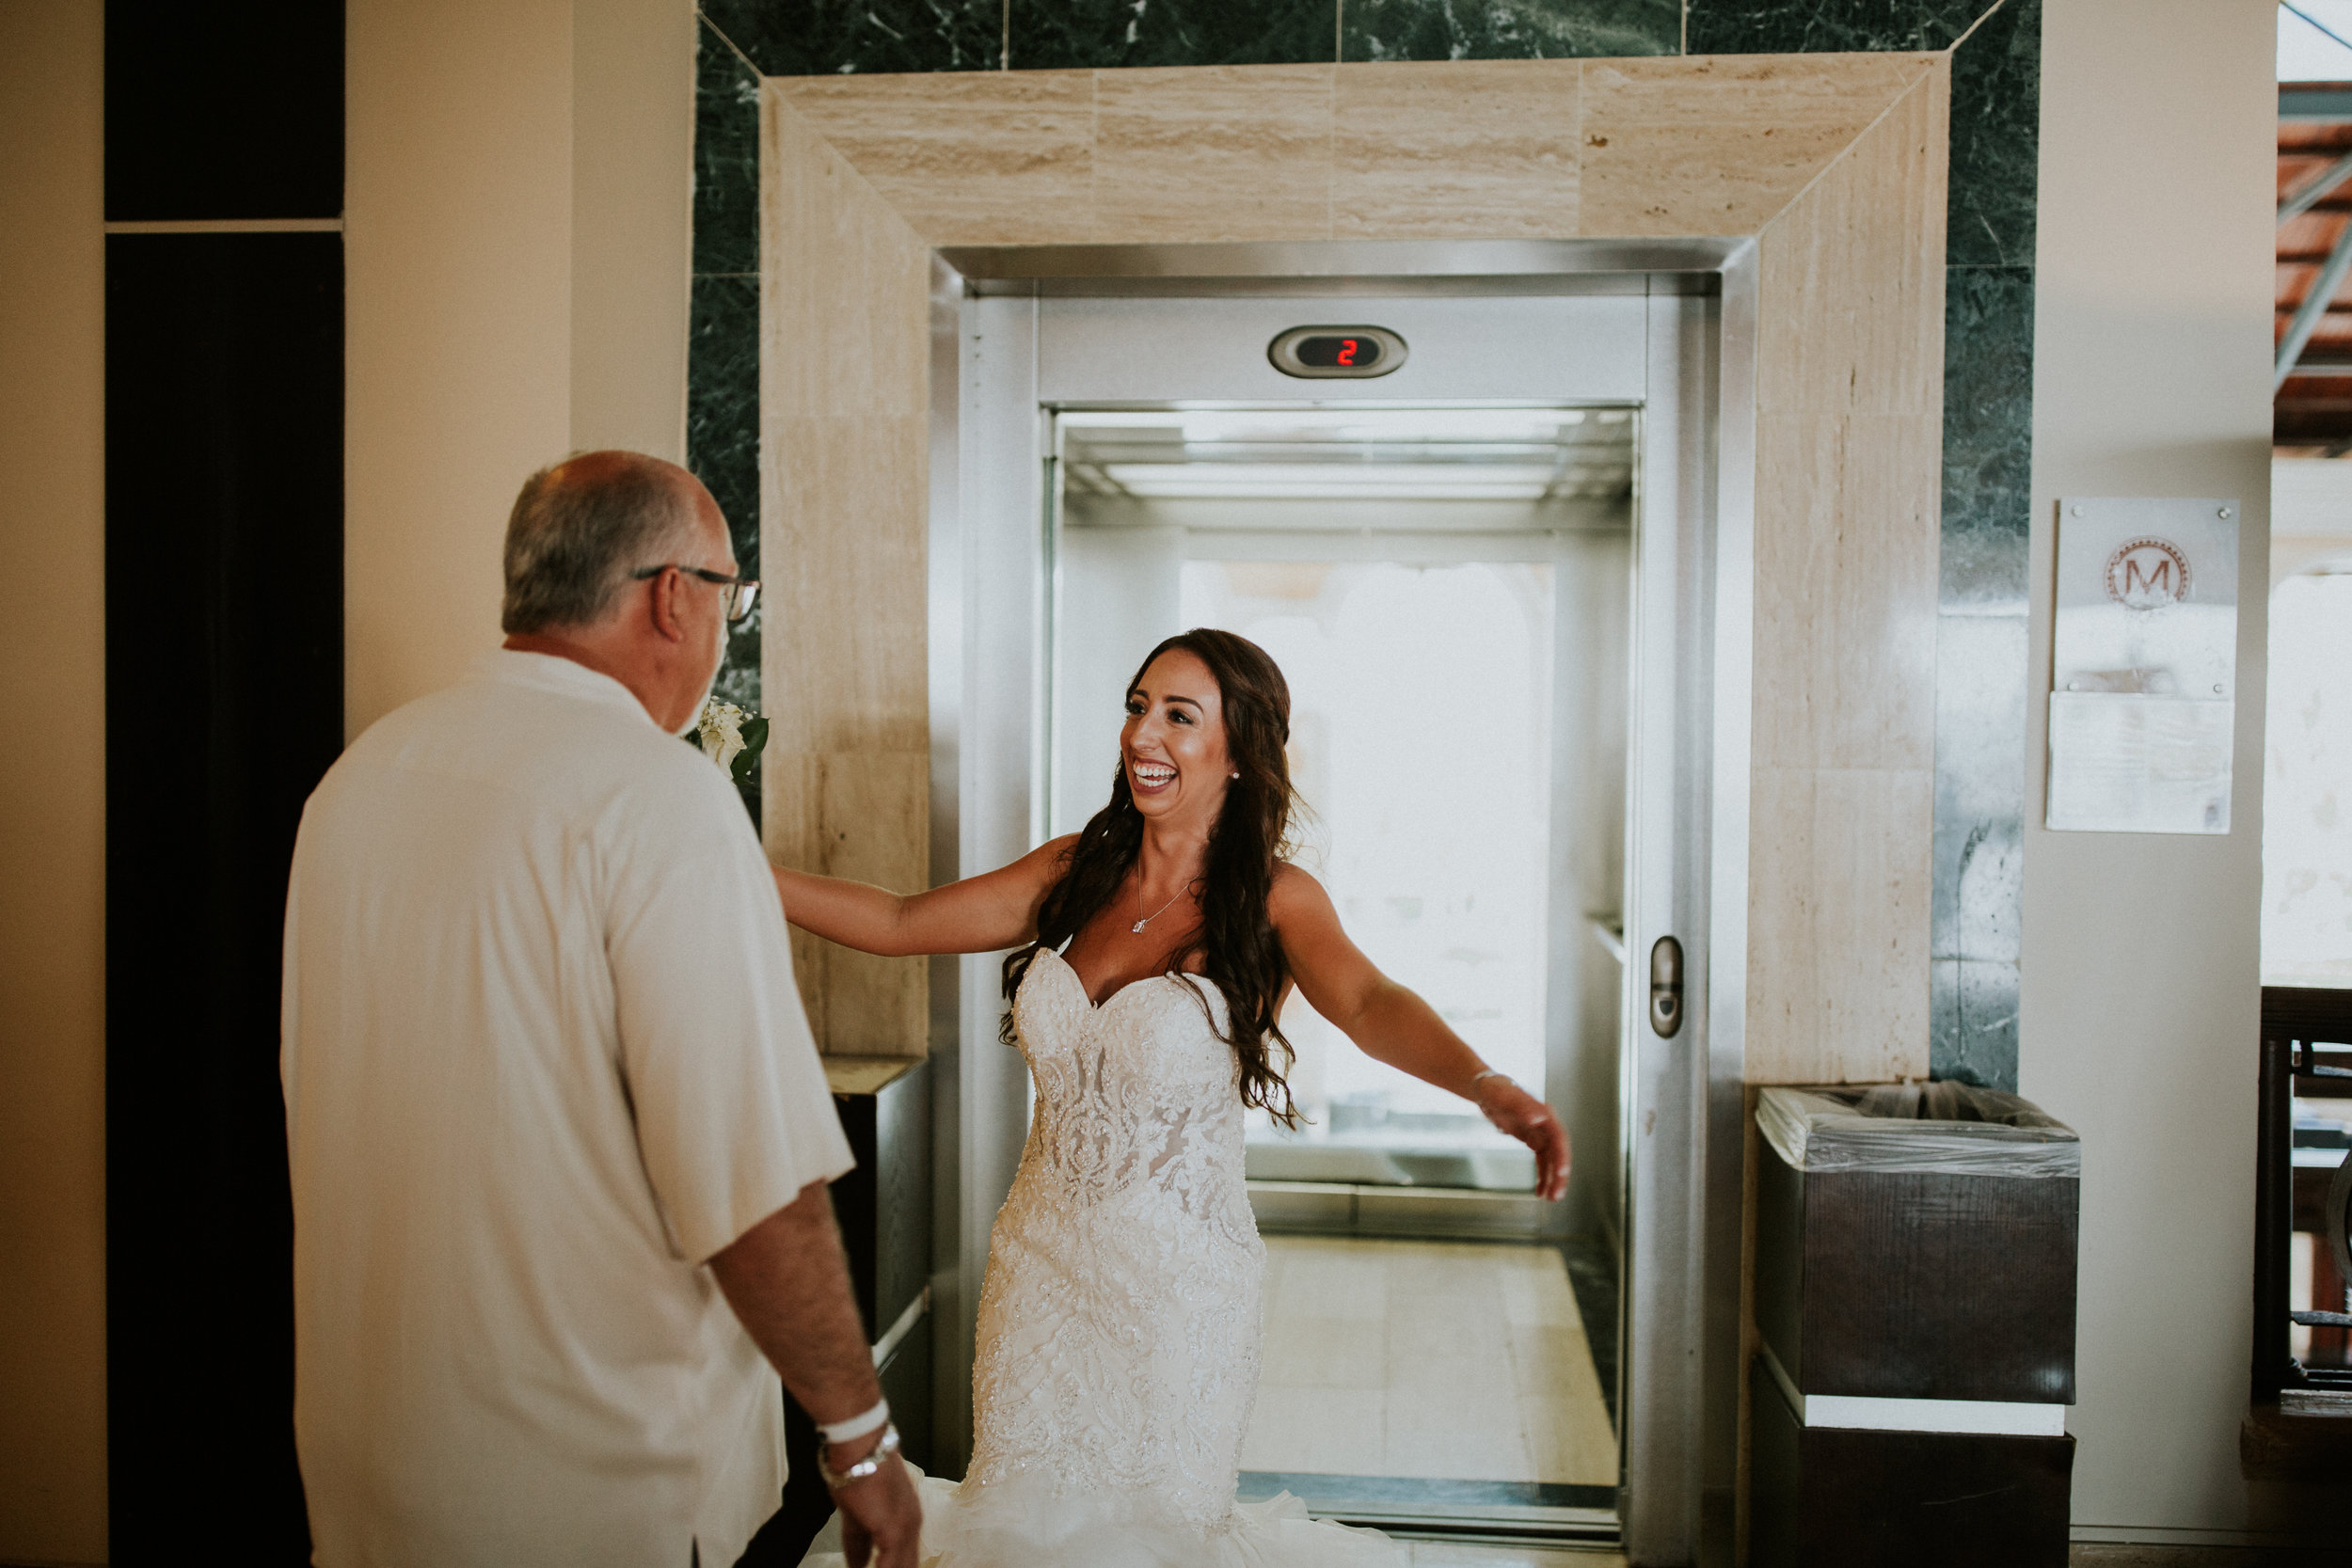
[925, 254, 1747, 1558]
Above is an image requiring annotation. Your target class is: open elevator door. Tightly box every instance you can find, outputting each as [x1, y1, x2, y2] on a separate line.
[934, 277, 1724, 1557]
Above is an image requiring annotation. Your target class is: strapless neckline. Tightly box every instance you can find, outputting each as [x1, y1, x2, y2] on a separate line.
[1036, 944, 1203, 1013]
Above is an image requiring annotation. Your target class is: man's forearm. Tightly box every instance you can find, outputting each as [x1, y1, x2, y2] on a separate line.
[708, 1179, 882, 1427]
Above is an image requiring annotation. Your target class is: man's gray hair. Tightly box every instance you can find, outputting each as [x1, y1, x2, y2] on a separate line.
[501, 454, 700, 634]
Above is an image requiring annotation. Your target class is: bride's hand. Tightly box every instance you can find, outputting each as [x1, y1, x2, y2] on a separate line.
[1473, 1076, 1570, 1202]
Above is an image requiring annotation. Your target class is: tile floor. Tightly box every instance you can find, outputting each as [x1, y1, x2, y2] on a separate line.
[1401, 1546, 1626, 1567]
[1240, 1237, 1618, 1486]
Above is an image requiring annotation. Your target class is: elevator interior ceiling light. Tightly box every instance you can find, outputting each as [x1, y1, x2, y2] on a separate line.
[1057, 406, 1636, 503]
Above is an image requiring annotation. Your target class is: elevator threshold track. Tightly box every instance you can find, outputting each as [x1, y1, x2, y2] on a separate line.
[1238, 1471, 1620, 1549]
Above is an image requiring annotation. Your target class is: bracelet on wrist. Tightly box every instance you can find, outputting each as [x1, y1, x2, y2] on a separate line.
[817, 1423, 901, 1493]
[818, 1397, 890, 1446]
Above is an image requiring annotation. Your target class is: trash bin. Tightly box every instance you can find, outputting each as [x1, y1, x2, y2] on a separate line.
[1749, 1082, 2080, 1568]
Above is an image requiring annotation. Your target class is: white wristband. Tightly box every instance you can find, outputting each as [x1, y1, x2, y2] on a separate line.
[819, 1398, 890, 1446]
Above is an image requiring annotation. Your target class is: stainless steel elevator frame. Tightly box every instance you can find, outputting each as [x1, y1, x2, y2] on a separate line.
[923, 240, 1758, 1565]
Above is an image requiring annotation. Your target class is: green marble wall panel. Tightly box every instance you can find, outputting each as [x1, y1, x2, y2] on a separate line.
[1011, 0, 1338, 70]
[1341, 0, 1679, 61]
[702, 0, 1002, 74]
[1945, 0, 2037, 268]
[689, 25, 766, 811]
[694, 31, 761, 277]
[1684, 0, 1988, 52]
[1931, 262, 2033, 1086]
[1941, 264, 2035, 614]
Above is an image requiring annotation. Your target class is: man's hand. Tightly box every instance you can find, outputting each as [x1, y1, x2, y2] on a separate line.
[707, 1183, 924, 1564]
[829, 1432, 923, 1568]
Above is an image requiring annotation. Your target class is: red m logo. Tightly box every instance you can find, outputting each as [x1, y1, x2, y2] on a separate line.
[2122, 557, 2172, 597]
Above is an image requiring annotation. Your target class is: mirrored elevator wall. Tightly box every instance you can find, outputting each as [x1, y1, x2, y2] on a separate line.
[1046, 407, 1631, 1242]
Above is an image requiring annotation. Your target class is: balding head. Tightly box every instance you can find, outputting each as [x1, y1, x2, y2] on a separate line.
[501, 451, 717, 635]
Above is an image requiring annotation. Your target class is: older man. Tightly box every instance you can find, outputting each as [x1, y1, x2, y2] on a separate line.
[281, 452, 920, 1567]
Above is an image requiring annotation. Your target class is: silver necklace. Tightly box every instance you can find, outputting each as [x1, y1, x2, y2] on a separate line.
[1131, 879, 1190, 934]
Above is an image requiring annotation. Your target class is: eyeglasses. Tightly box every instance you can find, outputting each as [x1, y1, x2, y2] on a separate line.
[633, 564, 759, 624]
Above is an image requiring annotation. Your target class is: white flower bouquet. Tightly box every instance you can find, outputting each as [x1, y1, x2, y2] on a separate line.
[694, 698, 770, 784]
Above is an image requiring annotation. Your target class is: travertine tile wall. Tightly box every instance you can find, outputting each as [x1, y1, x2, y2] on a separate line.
[1746, 65, 1949, 1083]
[758, 57, 1950, 1077]
[777, 55, 1930, 246]
[760, 96, 934, 1054]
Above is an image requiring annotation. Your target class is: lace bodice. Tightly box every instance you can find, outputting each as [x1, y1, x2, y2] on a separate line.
[962, 948, 1265, 1533]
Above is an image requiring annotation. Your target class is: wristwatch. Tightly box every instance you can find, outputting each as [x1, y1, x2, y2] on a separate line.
[817, 1422, 901, 1492]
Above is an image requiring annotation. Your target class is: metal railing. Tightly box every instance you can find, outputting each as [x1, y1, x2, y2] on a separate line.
[2253, 986, 2352, 1406]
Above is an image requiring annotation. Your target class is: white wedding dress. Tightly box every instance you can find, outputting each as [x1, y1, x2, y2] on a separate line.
[807, 947, 1401, 1567]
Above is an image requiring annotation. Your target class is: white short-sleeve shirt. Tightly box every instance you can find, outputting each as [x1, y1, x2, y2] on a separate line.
[281, 650, 851, 1568]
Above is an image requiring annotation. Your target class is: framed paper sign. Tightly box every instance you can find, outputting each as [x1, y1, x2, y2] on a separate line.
[2045, 497, 2239, 834]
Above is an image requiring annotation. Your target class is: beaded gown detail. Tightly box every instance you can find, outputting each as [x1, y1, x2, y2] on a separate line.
[812, 947, 1400, 1567]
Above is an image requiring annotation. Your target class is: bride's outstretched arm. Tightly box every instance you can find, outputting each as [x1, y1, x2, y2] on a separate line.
[1270, 863, 1570, 1202]
[771, 833, 1075, 958]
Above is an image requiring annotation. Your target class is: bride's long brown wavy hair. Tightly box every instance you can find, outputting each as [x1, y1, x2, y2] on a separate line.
[1002, 628, 1305, 1127]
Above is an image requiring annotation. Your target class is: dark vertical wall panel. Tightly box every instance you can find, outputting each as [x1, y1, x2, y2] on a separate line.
[104, 0, 342, 221]
[104, 232, 341, 1562]
[107, 0, 344, 1553]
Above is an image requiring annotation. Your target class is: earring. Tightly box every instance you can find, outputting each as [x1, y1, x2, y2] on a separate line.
[1230, 771, 1240, 779]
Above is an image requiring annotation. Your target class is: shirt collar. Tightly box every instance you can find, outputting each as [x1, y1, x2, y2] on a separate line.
[467, 648, 660, 728]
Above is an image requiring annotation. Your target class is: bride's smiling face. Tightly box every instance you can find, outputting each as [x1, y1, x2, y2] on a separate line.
[1122, 649, 1233, 827]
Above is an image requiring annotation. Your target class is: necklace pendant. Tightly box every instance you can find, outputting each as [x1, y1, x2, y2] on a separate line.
[1131, 920, 1148, 933]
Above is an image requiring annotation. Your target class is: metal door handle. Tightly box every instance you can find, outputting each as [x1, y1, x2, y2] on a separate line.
[1649, 935, 1683, 1037]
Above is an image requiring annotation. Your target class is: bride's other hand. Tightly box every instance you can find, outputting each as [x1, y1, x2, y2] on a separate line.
[1472, 1075, 1570, 1203]
[1273, 865, 1571, 1202]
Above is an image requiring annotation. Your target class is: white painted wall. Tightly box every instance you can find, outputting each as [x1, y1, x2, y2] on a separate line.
[346, 0, 693, 740]
[2024, 0, 2278, 1540]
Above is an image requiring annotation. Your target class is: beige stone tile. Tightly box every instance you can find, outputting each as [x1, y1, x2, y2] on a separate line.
[1411, 1545, 1626, 1567]
[1261, 1313, 1390, 1390]
[1383, 1416, 1533, 1482]
[762, 752, 929, 1055]
[1388, 1279, 1506, 1361]
[1239, 1385, 1387, 1475]
[1331, 60, 1580, 239]
[1092, 65, 1336, 243]
[763, 412, 930, 755]
[1390, 1349, 1523, 1414]
[1505, 1323, 1598, 1395]
[1497, 1249, 1582, 1331]
[1504, 1323, 1615, 1483]
[1744, 765, 1933, 1085]
[780, 71, 1097, 246]
[1578, 53, 1925, 236]
[814, 752, 930, 1055]
[1749, 411, 1941, 773]
[1520, 1387, 1620, 1485]
[1756, 61, 1948, 418]
[762, 89, 931, 421]
[1273, 1238, 1391, 1322]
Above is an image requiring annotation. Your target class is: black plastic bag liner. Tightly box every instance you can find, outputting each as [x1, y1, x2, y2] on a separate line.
[1756, 1083, 2080, 1179]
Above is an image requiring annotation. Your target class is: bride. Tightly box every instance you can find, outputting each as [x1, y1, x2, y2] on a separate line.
[777, 628, 1569, 1567]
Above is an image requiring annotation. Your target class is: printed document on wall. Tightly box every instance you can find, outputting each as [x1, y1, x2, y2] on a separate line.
[2046, 497, 2238, 834]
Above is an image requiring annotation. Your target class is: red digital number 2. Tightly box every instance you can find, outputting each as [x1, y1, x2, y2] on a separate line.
[1337, 339, 1359, 366]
